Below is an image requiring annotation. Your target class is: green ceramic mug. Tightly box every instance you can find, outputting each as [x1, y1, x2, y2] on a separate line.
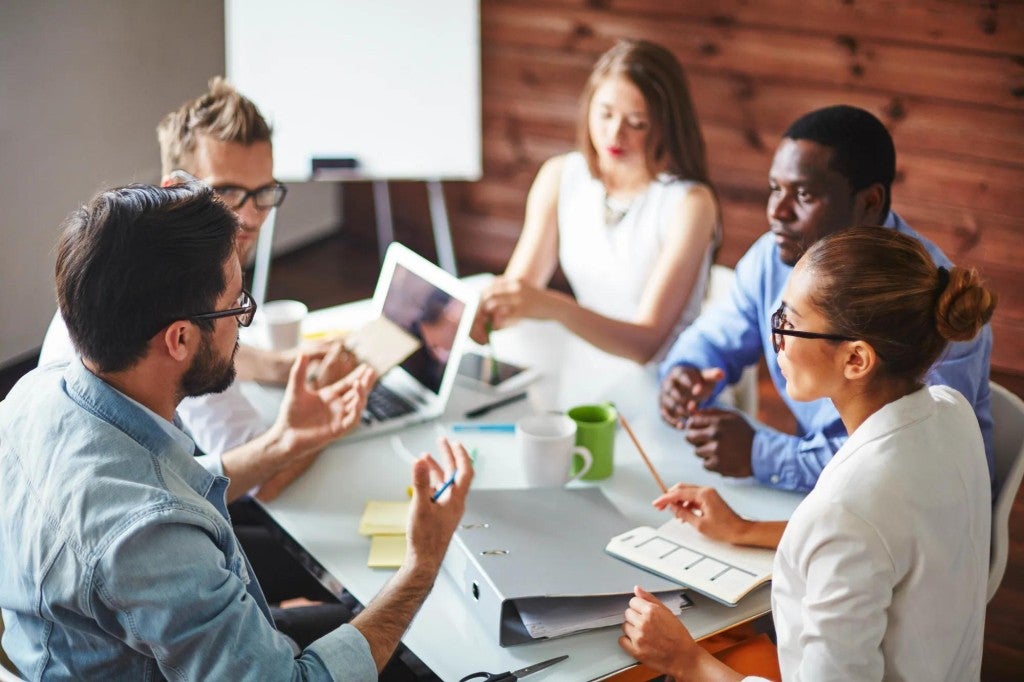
[567, 402, 617, 480]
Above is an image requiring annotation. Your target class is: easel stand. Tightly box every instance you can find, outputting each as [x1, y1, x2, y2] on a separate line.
[372, 178, 458, 276]
[251, 207, 278, 308]
[249, 178, 458, 309]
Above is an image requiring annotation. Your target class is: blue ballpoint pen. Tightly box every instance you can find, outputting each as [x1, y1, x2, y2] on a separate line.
[431, 470, 457, 502]
[450, 423, 516, 433]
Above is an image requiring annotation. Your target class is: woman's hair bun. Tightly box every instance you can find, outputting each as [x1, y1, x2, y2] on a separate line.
[935, 266, 997, 342]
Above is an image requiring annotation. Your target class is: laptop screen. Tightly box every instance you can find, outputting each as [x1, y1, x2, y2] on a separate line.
[381, 264, 466, 394]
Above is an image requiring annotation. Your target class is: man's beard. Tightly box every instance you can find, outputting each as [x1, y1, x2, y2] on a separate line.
[179, 332, 237, 399]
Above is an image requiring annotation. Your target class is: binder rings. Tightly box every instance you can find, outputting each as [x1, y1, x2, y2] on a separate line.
[442, 487, 679, 646]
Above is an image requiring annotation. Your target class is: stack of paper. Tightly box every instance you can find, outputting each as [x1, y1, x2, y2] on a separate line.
[358, 500, 409, 568]
[514, 589, 691, 639]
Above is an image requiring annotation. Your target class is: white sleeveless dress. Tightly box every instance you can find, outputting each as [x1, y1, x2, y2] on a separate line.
[556, 152, 716, 361]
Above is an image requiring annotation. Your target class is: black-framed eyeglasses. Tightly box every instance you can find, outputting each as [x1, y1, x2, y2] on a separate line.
[168, 169, 287, 210]
[190, 289, 258, 328]
[770, 304, 855, 354]
[211, 183, 288, 210]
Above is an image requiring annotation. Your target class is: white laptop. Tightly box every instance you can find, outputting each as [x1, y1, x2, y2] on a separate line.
[346, 242, 478, 440]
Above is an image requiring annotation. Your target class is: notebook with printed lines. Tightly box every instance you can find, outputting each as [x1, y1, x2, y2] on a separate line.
[606, 519, 775, 607]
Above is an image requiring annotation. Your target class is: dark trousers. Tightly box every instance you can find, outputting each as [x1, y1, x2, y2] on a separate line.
[228, 498, 432, 680]
[230, 498, 339, 604]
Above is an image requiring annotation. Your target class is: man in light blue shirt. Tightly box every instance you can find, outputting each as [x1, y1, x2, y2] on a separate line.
[0, 184, 473, 680]
[659, 105, 992, 492]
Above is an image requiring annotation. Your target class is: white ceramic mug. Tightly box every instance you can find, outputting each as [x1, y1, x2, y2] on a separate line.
[516, 414, 593, 487]
[261, 299, 308, 350]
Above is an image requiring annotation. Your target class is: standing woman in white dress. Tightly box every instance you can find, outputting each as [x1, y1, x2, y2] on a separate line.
[478, 39, 720, 363]
[619, 227, 997, 681]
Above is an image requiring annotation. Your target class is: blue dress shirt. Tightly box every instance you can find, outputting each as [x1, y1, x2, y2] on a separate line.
[0, 360, 376, 680]
[659, 213, 993, 492]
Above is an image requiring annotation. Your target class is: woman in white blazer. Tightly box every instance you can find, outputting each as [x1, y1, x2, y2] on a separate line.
[620, 227, 997, 681]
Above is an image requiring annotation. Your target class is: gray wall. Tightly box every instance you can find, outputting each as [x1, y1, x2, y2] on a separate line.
[0, 1, 338, 365]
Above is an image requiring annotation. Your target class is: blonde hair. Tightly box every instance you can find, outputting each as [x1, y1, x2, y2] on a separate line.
[157, 77, 272, 176]
[577, 39, 709, 184]
[804, 227, 996, 383]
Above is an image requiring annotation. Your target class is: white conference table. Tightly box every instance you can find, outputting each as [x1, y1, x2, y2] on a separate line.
[241, 287, 805, 681]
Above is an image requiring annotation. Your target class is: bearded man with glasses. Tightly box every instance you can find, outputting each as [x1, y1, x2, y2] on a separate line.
[36, 79, 391, 658]
[1, 185, 473, 680]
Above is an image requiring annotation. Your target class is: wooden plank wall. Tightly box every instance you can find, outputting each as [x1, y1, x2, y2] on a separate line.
[344, 0, 1024, 374]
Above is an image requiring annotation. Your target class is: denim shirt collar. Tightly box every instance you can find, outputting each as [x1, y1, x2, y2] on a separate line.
[62, 359, 219, 499]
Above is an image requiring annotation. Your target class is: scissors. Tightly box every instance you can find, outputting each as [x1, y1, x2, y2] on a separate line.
[459, 654, 569, 682]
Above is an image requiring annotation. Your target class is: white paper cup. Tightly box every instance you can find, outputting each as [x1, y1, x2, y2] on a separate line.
[261, 299, 308, 350]
[516, 414, 593, 487]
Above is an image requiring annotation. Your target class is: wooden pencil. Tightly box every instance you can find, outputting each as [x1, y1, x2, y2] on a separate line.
[618, 413, 668, 494]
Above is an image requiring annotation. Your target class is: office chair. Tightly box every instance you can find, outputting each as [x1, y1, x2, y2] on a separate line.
[987, 381, 1024, 602]
[0, 612, 25, 682]
[702, 265, 759, 418]
[0, 659, 22, 682]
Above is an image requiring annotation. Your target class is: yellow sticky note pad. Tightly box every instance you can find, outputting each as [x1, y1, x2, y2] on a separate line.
[302, 328, 349, 342]
[358, 501, 410, 536]
[367, 534, 407, 569]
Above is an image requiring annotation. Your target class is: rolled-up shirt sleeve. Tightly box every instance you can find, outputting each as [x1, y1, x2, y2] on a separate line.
[93, 508, 376, 681]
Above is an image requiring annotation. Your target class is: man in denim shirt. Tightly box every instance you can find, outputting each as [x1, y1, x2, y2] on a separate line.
[659, 105, 992, 492]
[0, 184, 473, 680]
[37, 78, 376, 649]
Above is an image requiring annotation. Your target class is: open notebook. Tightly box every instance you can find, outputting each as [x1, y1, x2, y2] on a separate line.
[606, 519, 775, 607]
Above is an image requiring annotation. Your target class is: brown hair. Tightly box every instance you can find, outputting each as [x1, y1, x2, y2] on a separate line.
[577, 39, 710, 185]
[56, 184, 237, 372]
[157, 77, 272, 176]
[803, 227, 996, 384]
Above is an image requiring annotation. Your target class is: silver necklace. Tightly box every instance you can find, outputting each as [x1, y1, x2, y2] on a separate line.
[603, 194, 633, 226]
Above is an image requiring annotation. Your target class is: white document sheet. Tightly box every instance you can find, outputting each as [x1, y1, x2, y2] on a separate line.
[514, 589, 692, 639]
[345, 316, 420, 375]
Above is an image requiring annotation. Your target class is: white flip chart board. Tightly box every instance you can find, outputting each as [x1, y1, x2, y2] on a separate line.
[225, 0, 481, 181]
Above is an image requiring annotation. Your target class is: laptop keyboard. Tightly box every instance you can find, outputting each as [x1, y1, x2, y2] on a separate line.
[364, 383, 417, 422]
